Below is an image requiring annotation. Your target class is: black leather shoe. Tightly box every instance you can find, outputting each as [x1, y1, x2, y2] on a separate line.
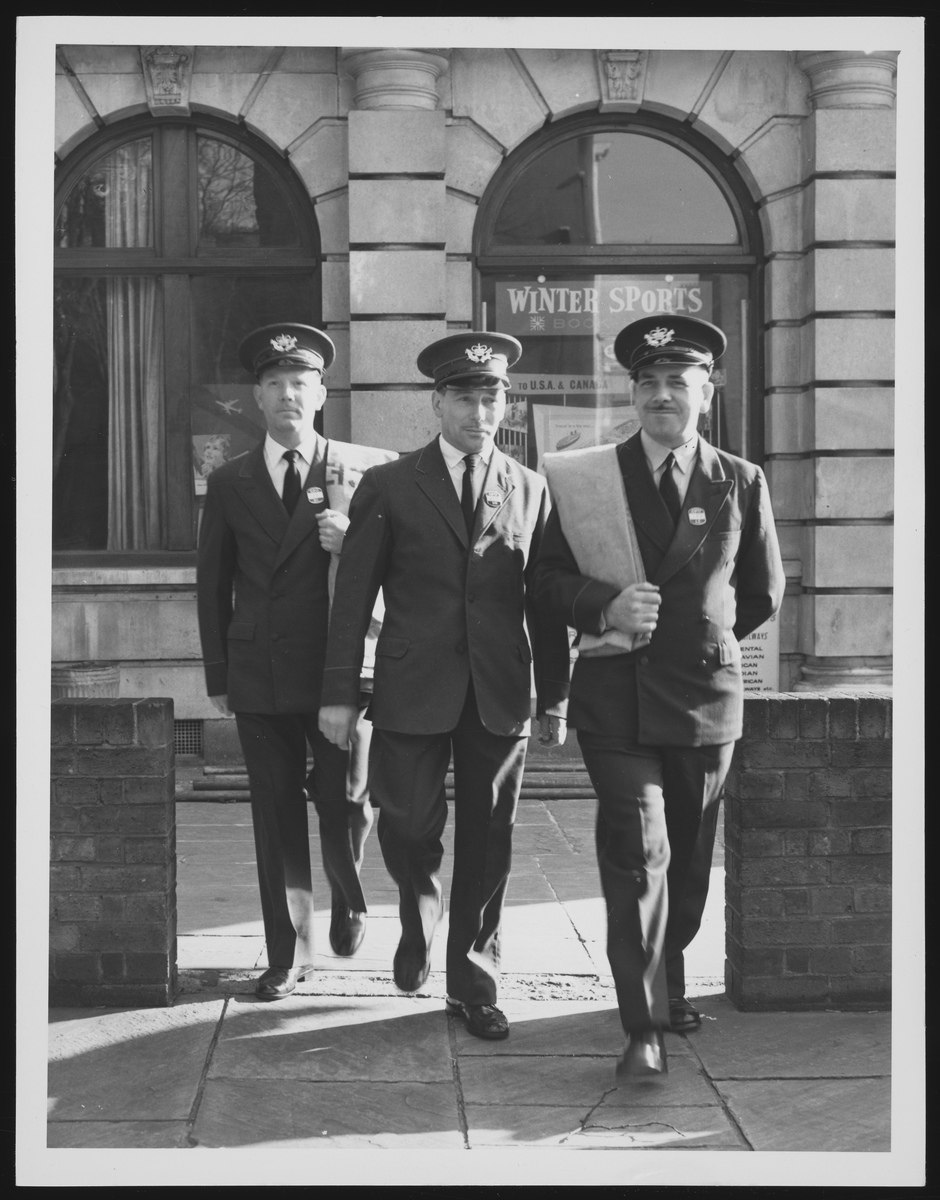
[446, 998, 510, 1041]
[329, 900, 366, 957]
[616, 1029, 668, 1078]
[393, 941, 431, 993]
[255, 966, 310, 1001]
[668, 997, 703, 1034]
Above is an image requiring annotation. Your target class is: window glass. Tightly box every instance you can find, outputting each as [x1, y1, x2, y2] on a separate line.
[54, 121, 321, 554]
[54, 276, 165, 550]
[197, 137, 301, 248]
[491, 132, 739, 246]
[189, 275, 318, 499]
[55, 138, 154, 249]
[486, 272, 749, 466]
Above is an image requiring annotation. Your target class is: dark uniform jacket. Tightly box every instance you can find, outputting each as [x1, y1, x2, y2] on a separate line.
[321, 439, 570, 737]
[533, 432, 785, 747]
[197, 437, 332, 713]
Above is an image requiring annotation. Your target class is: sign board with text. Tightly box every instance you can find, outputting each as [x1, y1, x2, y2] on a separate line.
[740, 612, 780, 693]
[496, 277, 713, 337]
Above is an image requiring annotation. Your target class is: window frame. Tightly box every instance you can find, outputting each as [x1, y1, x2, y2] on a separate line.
[53, 114, 322, 562]
[473, 113, 765, 463]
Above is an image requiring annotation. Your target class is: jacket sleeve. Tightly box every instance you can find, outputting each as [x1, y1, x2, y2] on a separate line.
[196, 474, 237, 697]
[732, 465, 786, 642]
[320, 467, 390, 708]
[531, 505, 622, 637]
[524, 481, 571, 717]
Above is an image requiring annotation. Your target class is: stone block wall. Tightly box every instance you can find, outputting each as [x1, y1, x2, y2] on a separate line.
[50, 698, 177, 1006]
[725, 692, 891, 1011]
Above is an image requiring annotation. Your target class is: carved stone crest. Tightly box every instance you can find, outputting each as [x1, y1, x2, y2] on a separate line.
[602, 50, 648, 107]
[141, 46, 195, 115]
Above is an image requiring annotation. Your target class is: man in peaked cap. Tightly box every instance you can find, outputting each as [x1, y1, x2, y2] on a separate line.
[319, 331, 570, 1040]
[197, 323, 375, 1000]
[534, 314, 784, 1077]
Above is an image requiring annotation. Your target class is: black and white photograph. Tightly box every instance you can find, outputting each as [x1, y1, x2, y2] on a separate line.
[18, 13, 924, 1188]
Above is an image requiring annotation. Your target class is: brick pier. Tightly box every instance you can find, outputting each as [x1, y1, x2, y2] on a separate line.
[49, 698, 177, 1006]
[725, 692, 892, 1010]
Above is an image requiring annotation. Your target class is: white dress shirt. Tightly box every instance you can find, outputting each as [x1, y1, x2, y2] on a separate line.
[263, 432, 324, 498]
[438, 434, 495, 506]
[640, 429, 698, 507]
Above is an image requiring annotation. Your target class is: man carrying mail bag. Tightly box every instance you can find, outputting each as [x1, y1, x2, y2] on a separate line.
[533, 315, 784, 1078]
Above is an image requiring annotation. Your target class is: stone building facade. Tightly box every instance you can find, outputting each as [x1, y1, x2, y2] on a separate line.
[52, 45, 897, 750]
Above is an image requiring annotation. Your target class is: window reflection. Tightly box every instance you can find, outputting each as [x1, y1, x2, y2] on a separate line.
[197, 137, 300, 247]
[53, 276, 165, 550]
[492, 133, 739, 246]
[55, 138, 154, 249]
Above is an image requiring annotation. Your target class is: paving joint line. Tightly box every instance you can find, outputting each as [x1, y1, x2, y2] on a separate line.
[446, 1014, 471, 1150]
[542, 797, 584, 857]
[182, 994, 230, 1149]
[683, 1034, 754, 1151]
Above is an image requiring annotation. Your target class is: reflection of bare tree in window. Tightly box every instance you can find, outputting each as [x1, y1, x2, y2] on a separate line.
[198, 140, 258, 245]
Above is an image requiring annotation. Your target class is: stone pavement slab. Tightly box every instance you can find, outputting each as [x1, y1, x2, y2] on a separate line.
[690, 994, 891, 1077]
[714, 1077, 892, 1152]
[208, 994, 452, 1082]
[459, 1050, 715, 1110]
[47, 1120, 190, 1149]
[464, 1104, 746, 1150]
[48, 1000, 225, 1122]
[191, 1079, 464, 1149]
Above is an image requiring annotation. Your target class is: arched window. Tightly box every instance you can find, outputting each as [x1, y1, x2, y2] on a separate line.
[475, 114, 762, 468]
[54, 116, 321, 554]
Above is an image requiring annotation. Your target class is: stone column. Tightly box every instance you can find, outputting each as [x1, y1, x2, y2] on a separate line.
[784, 52, 898, 691]
[340, 49, 451, 451]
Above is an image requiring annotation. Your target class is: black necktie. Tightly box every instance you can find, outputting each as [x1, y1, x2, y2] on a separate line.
[461, 453, 479, 536]
[282, 449, 302, 516]
[659, 452, 681, 525]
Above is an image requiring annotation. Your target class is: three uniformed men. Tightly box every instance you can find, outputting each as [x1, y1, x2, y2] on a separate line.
[197, 314, 783, 1077]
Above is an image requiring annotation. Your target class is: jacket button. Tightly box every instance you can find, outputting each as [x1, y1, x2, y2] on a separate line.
[701, 614, 710, 622]
[700, 658, 708, 667]
[455, 642, 467, 654]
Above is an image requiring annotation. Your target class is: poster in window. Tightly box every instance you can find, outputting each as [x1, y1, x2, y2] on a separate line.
[530, 404, 642, 475]
[190, 382, 264, 494]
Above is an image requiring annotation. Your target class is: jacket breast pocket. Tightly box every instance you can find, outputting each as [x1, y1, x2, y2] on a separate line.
[375, 636, 409, 659]
[227, 622, 255, 641]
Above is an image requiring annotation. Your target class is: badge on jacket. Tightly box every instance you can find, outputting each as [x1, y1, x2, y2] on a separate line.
[483, 490, 502, 507]
[688, 507, 706, 525]
[306, 487, 325, 506]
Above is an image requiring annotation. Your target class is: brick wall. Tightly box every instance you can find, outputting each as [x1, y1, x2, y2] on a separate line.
[725, 692, 891, 1011]
[50, 698, 177, 1006]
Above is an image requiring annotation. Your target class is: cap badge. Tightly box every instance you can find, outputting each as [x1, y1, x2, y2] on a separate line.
[465, 343, 493, 364]
[270, 333, 298, 352]
[644, 326, 675, 348]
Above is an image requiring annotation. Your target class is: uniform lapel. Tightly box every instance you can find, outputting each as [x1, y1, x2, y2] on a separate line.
[274, 435, 329, 569]
[652, 439, 733, 586]
[474, 448, 515, 542]
[415, 439, 470, 549]
[232, 443, 290, 546]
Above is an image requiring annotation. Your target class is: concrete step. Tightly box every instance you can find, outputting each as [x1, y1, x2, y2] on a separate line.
[178, 762, 597, 802]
